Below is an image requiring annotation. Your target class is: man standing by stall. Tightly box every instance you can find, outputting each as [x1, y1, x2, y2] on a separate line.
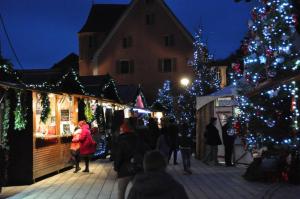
[202, 117, 222, 166]
[222, 117, 236, 167]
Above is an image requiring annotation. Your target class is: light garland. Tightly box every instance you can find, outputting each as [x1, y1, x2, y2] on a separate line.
[13, 90, 27, 130]
[40, 93, 51, 123]
[84, 100, 94, 123]
[1, 98, 10, 150]
[155, 80, 176, 120]
[177, 27, 220, 135]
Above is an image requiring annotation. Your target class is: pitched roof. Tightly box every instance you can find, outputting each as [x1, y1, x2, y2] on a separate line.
[51, 53, 79, 72]
[117, 84, 138, 104]
[79, 4, 128, 33]
[79, 75, 121, 102]
[117, 84, 147, 107]
[18, 69, 62, 85]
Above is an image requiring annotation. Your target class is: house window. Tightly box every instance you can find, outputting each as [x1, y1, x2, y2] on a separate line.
[158, 58, 177, 73]
[146, 14, 155, 25]
[164, 35, 175, 46]
[122, 36, 133, 48]
[116, 60, 134, 74]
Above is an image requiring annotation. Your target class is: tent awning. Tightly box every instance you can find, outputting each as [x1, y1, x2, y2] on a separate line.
[196, 85, 236, 110]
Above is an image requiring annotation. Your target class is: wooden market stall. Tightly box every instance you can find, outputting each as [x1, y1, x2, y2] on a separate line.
[0, 68, 124, 185]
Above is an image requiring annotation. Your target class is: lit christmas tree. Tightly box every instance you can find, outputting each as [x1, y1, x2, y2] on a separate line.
[236, 0, 300, 150]
[155, 80, 176, 120]
[177, 28, 220, 134]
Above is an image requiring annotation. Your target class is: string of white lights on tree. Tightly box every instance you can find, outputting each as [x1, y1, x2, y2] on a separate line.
[235, 0, 300, 150]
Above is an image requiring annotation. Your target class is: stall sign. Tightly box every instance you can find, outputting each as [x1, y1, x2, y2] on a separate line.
[216, 97, 237, 107]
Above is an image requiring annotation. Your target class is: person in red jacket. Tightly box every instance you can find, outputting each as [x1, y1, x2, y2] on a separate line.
[77, 120, 96, 172]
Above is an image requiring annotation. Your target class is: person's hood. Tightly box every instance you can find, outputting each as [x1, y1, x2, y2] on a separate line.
[81, 124, 90, 130]
[132, 171, 179, 195]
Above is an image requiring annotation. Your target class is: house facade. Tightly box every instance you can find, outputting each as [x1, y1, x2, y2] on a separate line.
[78, 0, 226, 102]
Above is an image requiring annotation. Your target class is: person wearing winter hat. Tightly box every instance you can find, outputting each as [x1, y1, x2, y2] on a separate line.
[127, 150, 189, 199]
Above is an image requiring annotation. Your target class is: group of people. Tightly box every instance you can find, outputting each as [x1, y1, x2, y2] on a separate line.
[113, 117, 190, 199]
[203, 117, 236, 167]
[70, 120, 97, 173]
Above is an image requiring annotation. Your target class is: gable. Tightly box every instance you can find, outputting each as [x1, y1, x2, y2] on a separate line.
[91, 0, 193, 65]
[79, 4, 128, 33]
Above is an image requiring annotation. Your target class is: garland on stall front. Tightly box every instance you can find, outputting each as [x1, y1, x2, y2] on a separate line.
[14, 91, 27, 130]
[40, 93, 51, 123]
[1, 98, 10, 150]
[84, 101, 94, 123]
[95, 104, 105, 132]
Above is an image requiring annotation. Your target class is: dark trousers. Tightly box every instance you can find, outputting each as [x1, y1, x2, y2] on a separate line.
[224, 144, 234, 166]
[181, 148, 191, 171]
[169, 148, 178, 164]
[71, 150, 80, 170]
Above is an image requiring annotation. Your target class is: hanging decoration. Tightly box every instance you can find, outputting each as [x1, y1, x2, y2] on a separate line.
[1, 98, 10, 150]
[40, 93, 51, 123]
[84, 101, 94, 123]
[14, 91, 27, 130]
[94, 104, 105, 133]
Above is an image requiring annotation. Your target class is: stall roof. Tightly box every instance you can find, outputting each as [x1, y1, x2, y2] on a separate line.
[79, 74, 121, 102]
[196, 84, 236, 110]
[209, 84, 236, 97]
[0, 65, 24, 86]
[117, 84, 147, 108]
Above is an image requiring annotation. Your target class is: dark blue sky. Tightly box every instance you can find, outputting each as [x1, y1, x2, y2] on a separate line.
[0, 0, 255, 69]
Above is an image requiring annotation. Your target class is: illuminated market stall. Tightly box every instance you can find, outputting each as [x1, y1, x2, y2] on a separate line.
[0, 67, 124, 185]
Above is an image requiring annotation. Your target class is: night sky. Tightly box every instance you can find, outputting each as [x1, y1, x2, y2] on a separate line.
[0, 0, 256, 69]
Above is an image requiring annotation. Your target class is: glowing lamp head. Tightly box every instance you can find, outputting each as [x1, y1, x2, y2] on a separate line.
[180, 78, 190, 87]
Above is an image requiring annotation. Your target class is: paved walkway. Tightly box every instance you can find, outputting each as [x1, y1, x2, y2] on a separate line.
[1, 157, 300, 199]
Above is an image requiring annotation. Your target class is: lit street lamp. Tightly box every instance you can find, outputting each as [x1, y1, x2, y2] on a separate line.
[180, 78, 190, 87]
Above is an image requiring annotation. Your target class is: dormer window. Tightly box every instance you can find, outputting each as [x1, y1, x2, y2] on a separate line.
[164, 34, 175, 46]
[146, 13, 155, 25]
[122, 36, 133, 48]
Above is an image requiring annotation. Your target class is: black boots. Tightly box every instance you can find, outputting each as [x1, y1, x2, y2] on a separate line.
[83, 157, 89, 172]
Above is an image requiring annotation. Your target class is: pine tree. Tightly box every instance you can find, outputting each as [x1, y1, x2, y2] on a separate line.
[156, 80, 176, 120]
[236, 0, 300, 149]
[177, 28, 220, 135]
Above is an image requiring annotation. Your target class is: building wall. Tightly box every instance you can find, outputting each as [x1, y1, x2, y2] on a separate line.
[79, 0, 194, 102]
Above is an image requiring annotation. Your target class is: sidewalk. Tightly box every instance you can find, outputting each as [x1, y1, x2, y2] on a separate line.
[1, 157, 299, 199]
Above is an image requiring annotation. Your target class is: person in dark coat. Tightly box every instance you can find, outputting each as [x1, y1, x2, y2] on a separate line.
[127, 150, 189, 199]
[147, 117, 160, 150]
[222, 117, 236, 166]
[179, 122, 193, 174]
[156, 119, 170, 162]
[167, 118, 179, 165]
[202, 117, 222, 165]
[114, 119, 138, 199]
